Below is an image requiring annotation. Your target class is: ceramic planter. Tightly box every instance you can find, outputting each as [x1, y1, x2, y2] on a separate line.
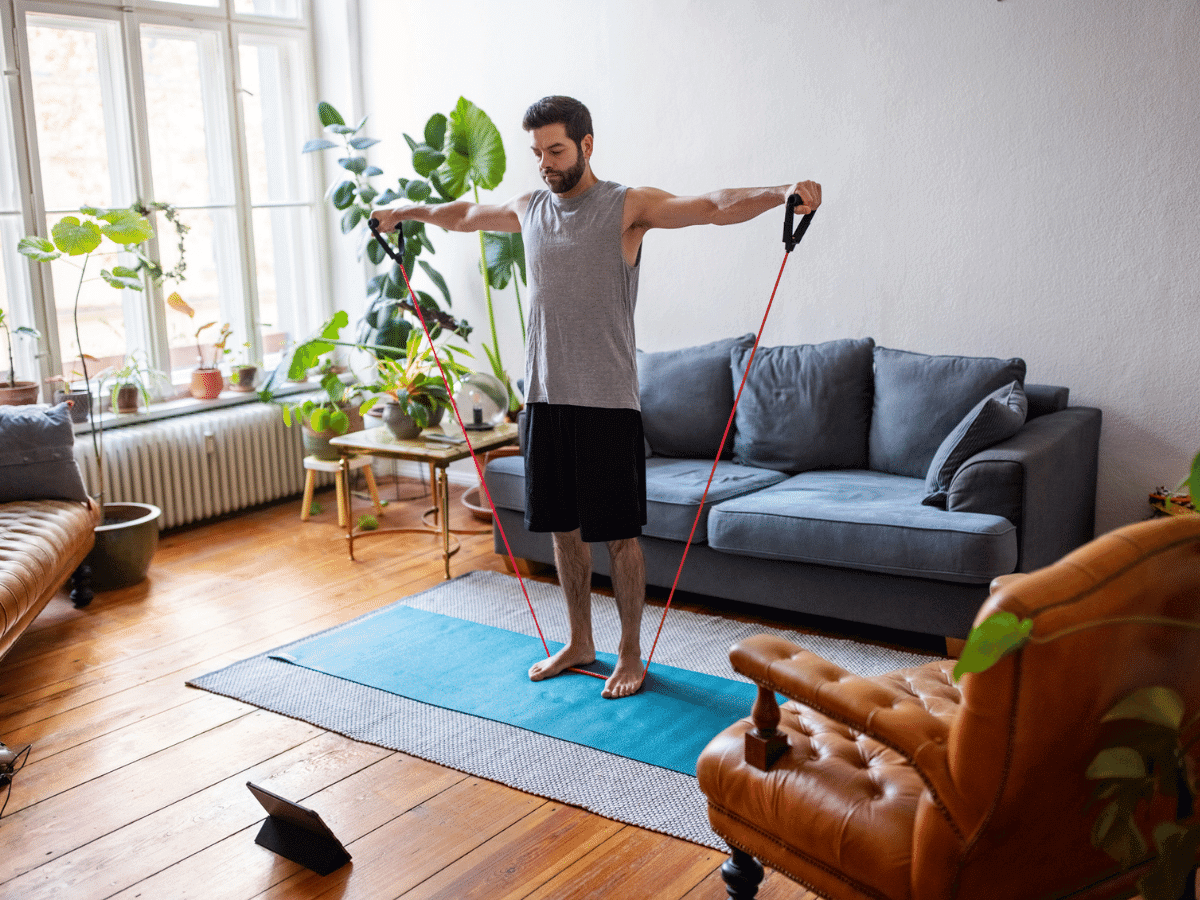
[85, 502, 162, 591]
[228, 365, 257, 392]
[0, 381, 39, 405]
[54, 388, 91, 422]
[112, 384, 141, 414]
[301, 404, 365, 460]
[190, 368, 223, 400]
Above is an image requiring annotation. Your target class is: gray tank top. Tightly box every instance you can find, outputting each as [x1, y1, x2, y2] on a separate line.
[521, 180, 641, 409]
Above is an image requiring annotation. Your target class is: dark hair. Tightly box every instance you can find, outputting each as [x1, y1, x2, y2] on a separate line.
[522, 96, 593, 147]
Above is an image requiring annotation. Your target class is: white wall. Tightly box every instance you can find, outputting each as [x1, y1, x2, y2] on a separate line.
[361, 0, 1200, 534]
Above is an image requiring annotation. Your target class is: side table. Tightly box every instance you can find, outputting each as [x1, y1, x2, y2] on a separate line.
[329, 422, 519, 578]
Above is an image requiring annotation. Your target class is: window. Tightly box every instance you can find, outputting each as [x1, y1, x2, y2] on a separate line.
[4, 0, 324, 397]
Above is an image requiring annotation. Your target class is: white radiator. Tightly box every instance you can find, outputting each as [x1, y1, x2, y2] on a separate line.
[72, 403, 327, 529]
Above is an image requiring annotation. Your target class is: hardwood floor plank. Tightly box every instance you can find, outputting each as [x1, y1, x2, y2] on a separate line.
[396, 802, 625, 900]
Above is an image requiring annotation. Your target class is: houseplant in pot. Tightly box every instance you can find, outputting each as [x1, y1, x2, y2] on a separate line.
[168, 292, 230, 400]
[359, 327, 471, 440]
[0, 306, 41, 405]
[101, 350, 166, 415]
[18, 205, 166, 590]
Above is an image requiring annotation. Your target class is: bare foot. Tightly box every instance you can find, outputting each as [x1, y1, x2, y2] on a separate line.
[602, 652, 645, 699]
[529, 642, 596, 682]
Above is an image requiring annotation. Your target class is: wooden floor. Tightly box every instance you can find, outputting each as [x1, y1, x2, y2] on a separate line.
[0, 475, 940, 899]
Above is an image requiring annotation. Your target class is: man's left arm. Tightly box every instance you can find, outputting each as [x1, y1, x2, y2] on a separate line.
[626, 181, 821, 231]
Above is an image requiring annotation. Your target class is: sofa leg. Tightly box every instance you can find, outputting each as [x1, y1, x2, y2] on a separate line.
[70, 564, 93, 609]
[720, 847, 764, 899]
[503, 555, 547, 578]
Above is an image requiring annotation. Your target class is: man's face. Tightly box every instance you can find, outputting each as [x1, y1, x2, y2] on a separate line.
[530, 123, 588, 194]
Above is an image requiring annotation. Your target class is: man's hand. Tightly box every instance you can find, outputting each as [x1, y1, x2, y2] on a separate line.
[369, 205, 412, 234]
[787, 180, 822, 215]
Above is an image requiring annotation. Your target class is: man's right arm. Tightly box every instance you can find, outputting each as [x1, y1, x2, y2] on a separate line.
[372, 193, 530, 235]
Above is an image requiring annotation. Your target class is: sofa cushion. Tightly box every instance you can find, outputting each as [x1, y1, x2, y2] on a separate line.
[638, 334, 754, 459]
[922, 380, 1027, 508]
[483, 454, 787, 544]
[730, 338, 875, 474]
[707, 470, 1018, 583]
[0, 403, 89, 503]
[869, 347, 1027, 478]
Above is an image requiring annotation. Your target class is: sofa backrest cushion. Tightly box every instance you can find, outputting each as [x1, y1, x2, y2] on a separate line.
[638, 334, 754, 458]
[869, 347, 1027, 478]
[1024, 384, 1070, 419]
[922, 380, 1028, 507]
[730, 337, 875, 474]
[0, 402, 89, 502]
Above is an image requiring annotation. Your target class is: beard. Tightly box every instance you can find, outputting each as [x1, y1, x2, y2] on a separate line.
[542, 149, 586, 194]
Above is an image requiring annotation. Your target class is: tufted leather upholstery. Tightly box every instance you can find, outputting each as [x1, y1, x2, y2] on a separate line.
[0, 499, 97, 660]
[698, 515, 1200, 900]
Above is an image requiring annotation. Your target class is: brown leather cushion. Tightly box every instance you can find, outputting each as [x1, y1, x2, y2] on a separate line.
[699, 660, 960, 900]
[0, 500, 95, 654]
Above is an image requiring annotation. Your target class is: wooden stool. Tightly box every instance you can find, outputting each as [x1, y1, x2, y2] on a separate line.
[301, 455, 383, 527]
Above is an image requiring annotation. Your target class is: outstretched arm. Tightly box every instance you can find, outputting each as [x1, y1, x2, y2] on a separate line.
[626, 180, 821, 231]
[371, 193, 531, 235]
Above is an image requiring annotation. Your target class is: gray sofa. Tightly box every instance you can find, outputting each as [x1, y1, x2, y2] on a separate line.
[484, 335, 1102, 639]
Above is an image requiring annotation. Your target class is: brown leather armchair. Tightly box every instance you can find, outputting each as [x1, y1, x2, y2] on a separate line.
[698, 515, 1200, 900]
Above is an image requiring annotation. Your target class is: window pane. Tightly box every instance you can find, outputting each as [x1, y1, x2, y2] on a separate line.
[250, 205, 315, 359]
[239, 39, 305, 204]
[235, 0, 300, 19]
[27, 17, 127, 212]
[141, 26, 230, 206]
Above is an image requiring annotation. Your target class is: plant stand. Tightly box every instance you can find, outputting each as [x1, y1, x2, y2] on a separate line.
[301, 455, 382, 528]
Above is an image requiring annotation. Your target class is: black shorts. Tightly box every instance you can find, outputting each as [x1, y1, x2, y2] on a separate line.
[523, 402, 647, 543]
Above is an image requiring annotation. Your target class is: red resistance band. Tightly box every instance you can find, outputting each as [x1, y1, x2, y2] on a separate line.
[367, 195, 814, 689]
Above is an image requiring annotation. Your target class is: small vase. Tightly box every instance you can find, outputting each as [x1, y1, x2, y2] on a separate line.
[190, 368, 224, 400]
[381, 402, 421, 440]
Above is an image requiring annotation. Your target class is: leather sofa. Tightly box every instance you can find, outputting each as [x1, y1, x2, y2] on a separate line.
[0, 403, 98, 660]
[484, 336, 1102, 640]
[696, 514, 1200, 900]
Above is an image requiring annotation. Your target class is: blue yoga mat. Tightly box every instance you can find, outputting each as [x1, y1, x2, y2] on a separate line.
[270, 605, 759, 776]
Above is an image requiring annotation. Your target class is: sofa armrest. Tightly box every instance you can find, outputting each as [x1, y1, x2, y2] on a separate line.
[947, 406, 1101, 572]
[730, 634, 953, 774]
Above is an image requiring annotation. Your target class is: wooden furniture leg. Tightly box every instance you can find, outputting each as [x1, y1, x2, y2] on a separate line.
[720, 848, 764, 899]
[362, 465, 384, 516]
[301, 469, 316, 521]
[334, 465, 347, 528]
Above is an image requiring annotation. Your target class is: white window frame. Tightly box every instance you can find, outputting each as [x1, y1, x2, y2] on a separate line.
[1, 0, 330, 402]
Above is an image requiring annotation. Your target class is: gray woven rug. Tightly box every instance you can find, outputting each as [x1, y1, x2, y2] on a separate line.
[188, 569, 937, 849]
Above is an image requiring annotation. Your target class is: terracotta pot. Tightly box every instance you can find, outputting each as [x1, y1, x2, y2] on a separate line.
[0, 381, 39, 405]
[190, 368, 224, 400]
[112, 384, 141, 414]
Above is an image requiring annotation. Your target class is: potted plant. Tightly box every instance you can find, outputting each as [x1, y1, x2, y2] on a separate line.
[359, 328, 472, 440]
[18, 205, 165, 590]
[228, 338, 260, 392]
[167, 292, 230, 399]
[0, 306, 41, 405]
[101, 350, 166, 415]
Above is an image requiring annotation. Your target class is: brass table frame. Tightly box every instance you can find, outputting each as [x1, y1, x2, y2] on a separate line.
[329, 422, 519, 578]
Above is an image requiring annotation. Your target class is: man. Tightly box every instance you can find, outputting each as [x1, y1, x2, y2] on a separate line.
[374, 96, 820, 699]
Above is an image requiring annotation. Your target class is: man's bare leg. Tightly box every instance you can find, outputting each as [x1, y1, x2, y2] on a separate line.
[603, 537, 646, 699]
[529, 529, 597, 681]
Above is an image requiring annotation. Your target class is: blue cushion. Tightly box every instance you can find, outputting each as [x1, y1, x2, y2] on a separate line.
[730, 338, 875, 474]
[869, 347, 1027, 478]
[637, 334, 754, 459]
[923, 381, 1027, 508]
[707, 470, 1018, 583]
[0, 402, 89, 502]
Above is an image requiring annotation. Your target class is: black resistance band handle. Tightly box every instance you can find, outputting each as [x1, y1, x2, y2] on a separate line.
[367, 218, 404, 265]
[783, 193, 816, 253]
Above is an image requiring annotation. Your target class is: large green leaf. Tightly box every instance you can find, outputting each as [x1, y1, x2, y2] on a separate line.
[952, 611, 1033, 681]
[52, 217, 102, 256]
[424, 113, 447, 150]
[433, 97, 506, 198]
[329, 181, 357, 210]
[318, 101, 344, 127]
[412, 144, 445, 178]
[418, 260, 450, 306]
[302, 138, 338, 153]
[1188, 450, 1199, 505]
[482, 231, 526, 290]
[96, 208, 154, 245]
[17, 235, 59, 262]
[1102, 686, 1186, 731]
[101, 266, 144, 290]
